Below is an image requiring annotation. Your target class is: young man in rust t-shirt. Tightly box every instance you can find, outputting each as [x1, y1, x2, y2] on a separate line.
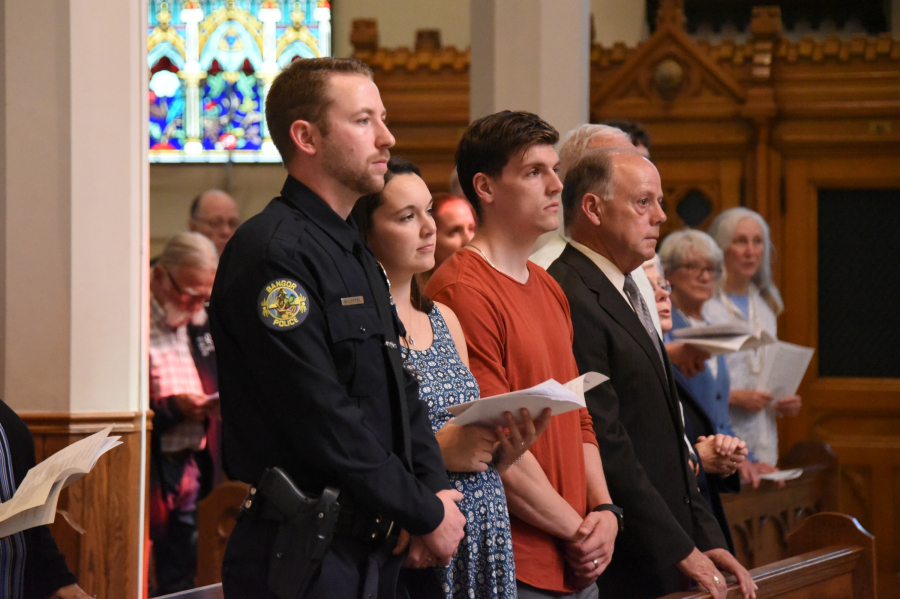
[426, 111, 621, 598]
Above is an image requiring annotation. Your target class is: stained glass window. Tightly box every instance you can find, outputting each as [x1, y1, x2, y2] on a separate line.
[148, 0, 332, 163]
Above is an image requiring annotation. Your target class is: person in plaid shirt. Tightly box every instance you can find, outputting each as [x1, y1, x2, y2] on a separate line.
[148, 231, 219, 595]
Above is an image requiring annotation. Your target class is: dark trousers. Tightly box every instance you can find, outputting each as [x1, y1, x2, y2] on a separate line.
[150, 452, 202, 596]
[151, 510, 198, 596]
[222, 516, 443, 599]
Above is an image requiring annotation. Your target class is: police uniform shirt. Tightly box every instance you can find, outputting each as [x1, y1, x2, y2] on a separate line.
[209, 175, 449, 535]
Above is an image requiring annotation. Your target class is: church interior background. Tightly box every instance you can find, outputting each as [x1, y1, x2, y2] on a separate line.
[0, 0, 899, 596]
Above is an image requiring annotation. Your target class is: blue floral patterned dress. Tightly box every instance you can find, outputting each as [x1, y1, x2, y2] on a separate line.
[402, 305, 516, 599]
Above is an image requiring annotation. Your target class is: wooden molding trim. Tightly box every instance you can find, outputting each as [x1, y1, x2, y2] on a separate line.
[19, 410, 152, 434]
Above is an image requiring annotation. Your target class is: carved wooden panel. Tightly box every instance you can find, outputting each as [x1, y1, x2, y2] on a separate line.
[722, 441, 838, 569]
[354, 39, 469, 193]
[22, 412, 148, 599]
[781, 155, 900, 599]
[655, 156, 743, 239]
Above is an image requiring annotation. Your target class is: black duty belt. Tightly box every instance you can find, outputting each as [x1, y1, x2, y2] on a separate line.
[242, 485, 396, 547]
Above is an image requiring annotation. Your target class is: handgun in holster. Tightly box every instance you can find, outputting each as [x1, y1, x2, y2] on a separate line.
[248, 467, 341, 599]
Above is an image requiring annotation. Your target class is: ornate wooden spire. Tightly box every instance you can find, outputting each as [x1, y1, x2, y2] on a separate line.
[655, 0, 686, 30]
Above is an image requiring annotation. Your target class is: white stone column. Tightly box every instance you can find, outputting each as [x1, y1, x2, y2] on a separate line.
[470, 0, 590, 135]
[2, 0, 147, 413]
[258, 3, 282, 154]
[180, 3, 205, 154]
[0, 0, 149, 595]
[314, 4, 333, 56]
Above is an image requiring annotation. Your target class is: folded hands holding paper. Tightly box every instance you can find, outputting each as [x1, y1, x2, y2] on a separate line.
[439, 373, 608, 473]
[436, 408, 553, 474]
[446, 372, 608, 428]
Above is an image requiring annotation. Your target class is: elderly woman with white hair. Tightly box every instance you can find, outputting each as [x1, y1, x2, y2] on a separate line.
[703, 208, 801, 481]
[658, 230, 758, 464]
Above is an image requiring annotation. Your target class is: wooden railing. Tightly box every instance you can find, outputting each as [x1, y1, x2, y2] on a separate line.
[659, 512, 876, 598]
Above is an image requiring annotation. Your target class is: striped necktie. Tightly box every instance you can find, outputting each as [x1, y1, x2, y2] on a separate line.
[623, 273, 665, 370]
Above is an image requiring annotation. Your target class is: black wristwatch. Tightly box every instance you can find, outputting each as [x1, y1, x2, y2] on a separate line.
[592, 503, 624, 532]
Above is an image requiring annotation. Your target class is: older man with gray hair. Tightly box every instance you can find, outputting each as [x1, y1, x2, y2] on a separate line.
[530, 124, 667, 337]
[149, 231, 220, 594]
[188, 189, 241, 255]
[548, 148, 756, 599]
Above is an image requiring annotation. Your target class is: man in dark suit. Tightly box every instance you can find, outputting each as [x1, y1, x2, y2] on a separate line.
[548, 148, 756, 599]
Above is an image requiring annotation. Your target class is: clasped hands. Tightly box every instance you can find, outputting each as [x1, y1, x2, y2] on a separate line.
[695, 434, 748, 476]
[393, 489, 467, 568]
[563, 509, 618, 590]
[172, 393, 217, 421]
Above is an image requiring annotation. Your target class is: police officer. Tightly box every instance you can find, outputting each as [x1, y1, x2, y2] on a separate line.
[208, 58, 466, 598]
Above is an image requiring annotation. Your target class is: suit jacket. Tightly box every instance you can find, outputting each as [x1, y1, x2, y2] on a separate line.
[675, 372, 739, 554]
[548, 244, 726, 599]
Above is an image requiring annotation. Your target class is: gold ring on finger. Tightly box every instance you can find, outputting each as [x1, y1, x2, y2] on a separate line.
[592, 558, 599, 568]
[713, 575, 721, 585]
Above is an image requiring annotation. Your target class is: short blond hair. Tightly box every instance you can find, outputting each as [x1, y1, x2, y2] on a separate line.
[265, 58, 373, 164]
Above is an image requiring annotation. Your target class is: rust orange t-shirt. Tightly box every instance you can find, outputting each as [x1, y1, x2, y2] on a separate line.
[426, 249, 597, 593]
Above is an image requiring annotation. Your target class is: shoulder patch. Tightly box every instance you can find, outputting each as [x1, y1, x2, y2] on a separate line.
[259, 279, 309, 330]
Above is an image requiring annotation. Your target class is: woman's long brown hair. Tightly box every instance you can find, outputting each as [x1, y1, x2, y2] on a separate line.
[351, 157, 434, 313]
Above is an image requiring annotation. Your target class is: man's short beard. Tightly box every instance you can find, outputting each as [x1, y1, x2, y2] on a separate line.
[320, 135, 384, 196]
[162, 301, 193, 329]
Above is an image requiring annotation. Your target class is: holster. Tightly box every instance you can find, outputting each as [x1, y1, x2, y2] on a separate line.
[246, 467, 341, 599]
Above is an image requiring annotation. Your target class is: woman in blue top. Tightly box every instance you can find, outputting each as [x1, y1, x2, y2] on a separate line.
[658, 230, 757, 466]
[352, 157, 550, 599]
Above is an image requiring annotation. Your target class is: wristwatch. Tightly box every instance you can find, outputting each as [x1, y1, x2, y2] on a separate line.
[592, 503, 624, 532]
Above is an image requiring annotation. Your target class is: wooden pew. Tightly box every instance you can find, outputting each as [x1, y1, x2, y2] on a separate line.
[722, 441, 839, 569]
[195, 480, 251, 587]
[659, 512, 876, 599]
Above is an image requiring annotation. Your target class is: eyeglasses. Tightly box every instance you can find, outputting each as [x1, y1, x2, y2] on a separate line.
[676, 263, 721, 277]
[164, 268, 211, 304]
[656, 278, 672, 293]
[193, 217, 241, 231]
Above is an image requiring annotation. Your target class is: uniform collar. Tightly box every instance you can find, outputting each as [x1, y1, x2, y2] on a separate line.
[279, 175, 361, 253]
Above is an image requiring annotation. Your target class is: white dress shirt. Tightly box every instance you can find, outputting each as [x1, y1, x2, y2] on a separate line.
[536, 237, 663, 337]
